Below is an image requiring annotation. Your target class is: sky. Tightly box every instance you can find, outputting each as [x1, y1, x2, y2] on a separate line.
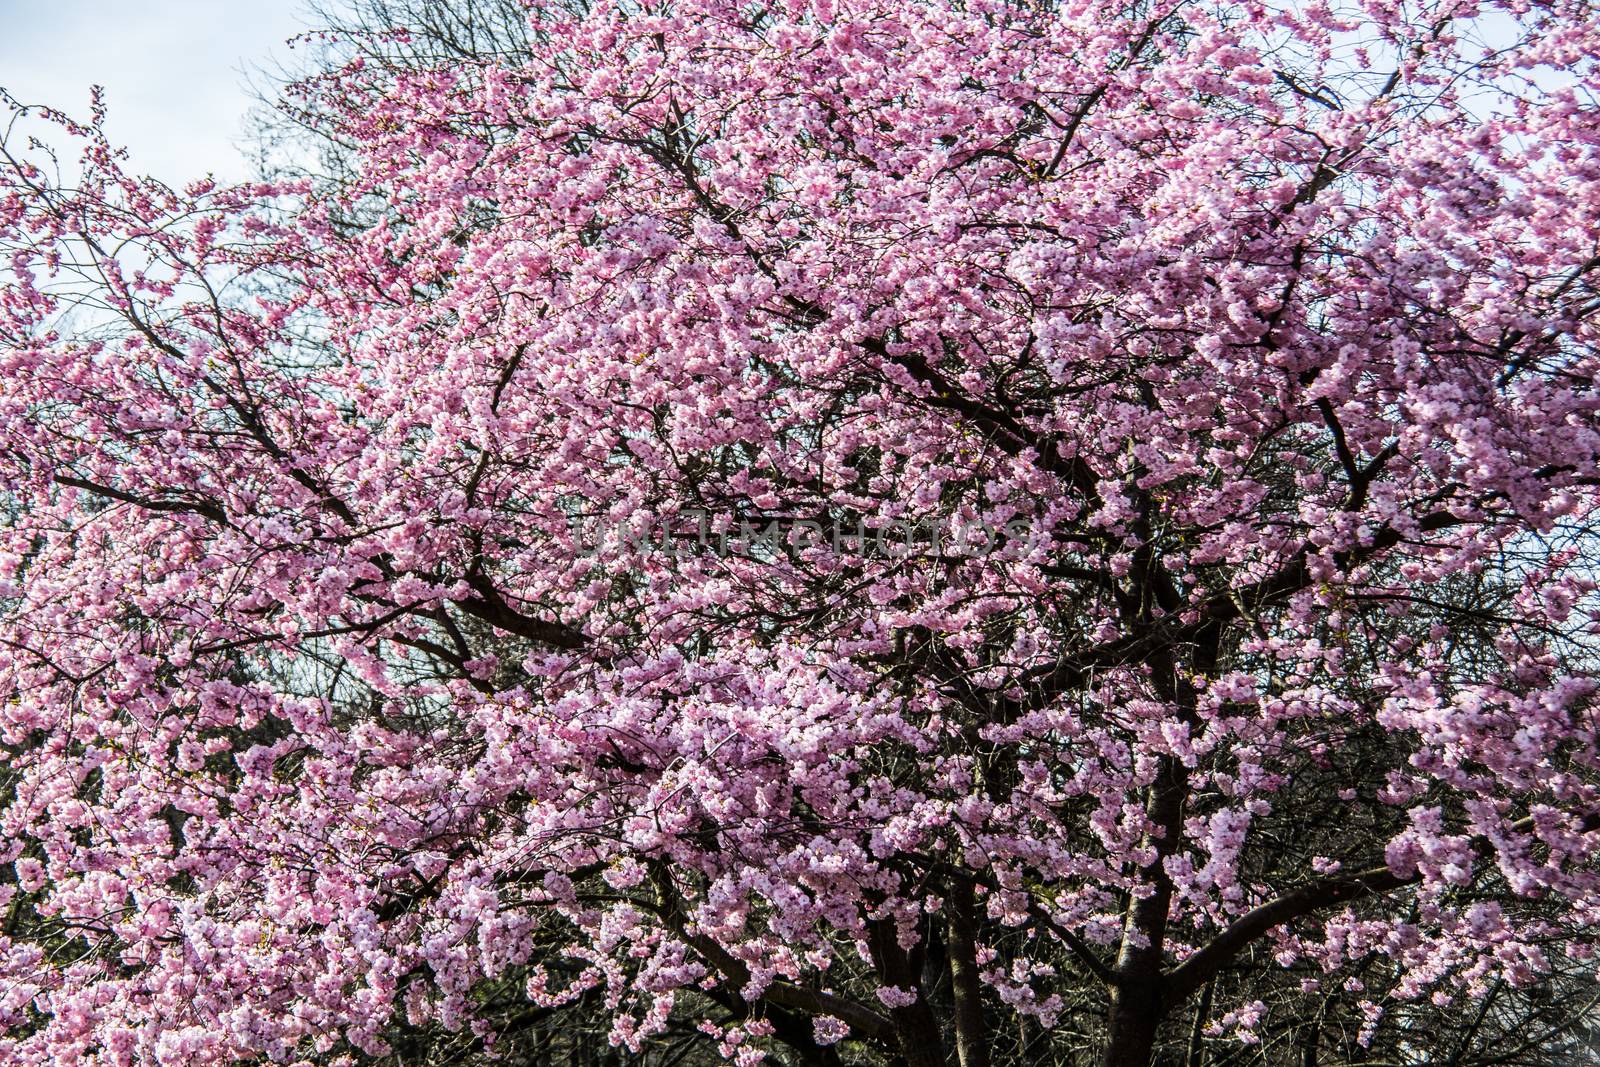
[0, 0, 313, 185]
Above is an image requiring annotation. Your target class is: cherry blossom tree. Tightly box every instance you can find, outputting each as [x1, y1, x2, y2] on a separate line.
[4, 1, 1600, 1066]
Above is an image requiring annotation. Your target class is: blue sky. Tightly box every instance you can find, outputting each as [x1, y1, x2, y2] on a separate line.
[0, 1, 312, 184]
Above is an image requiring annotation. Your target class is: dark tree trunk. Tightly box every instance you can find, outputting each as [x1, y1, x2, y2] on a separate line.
[946, 877, 991, 1067]
[1101, 743, 1191, 1067]
[1102, 978, 1165, 1067]
[869, 920, 948, 1067]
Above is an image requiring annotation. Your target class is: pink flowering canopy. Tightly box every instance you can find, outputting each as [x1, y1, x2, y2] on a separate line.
[3, 1, 1600, 1065]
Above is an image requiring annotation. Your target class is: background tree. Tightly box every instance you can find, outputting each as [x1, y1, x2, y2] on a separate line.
[4, 2, 1600, 1066]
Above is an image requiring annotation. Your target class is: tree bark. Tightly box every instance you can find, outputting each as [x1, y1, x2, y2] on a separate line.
[1101, 745, 1190, 1067]
[946, 877, 990, 1067]
[1102, 977, 1165, 1067]
[870, 920, 948, 1067]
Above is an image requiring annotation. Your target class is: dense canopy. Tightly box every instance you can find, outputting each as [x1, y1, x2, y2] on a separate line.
[3, 1, 1600, 1066]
